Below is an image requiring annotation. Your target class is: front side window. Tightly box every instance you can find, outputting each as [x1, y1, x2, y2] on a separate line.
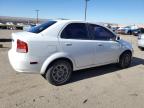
[61, 23, 89, 40]
[28, 21, 56, 33]
[88, 24, 116, 40]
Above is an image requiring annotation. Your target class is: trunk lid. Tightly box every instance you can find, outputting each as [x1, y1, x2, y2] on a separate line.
[11, 31, 40, 51]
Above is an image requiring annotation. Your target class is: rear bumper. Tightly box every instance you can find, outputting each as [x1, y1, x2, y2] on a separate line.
[8, 50, 41, 74]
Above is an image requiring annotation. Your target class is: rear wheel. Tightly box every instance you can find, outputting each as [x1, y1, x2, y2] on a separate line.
[118, 52, 132, 68]
[45, 60, 72, 86]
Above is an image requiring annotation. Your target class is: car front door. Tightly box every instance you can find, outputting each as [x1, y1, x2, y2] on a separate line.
[60, 23, 95, 68]
[88, 24, 121, 65]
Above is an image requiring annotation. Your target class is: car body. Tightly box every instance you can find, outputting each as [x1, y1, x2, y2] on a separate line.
[117, 25, 138, 35]
[116, 27, 125, 34]
[23, 24, 36, 31]
[138, 34, 144, 49]
[132, 28, 144, 36]
[8, 20, 133, 85]
[111, 27, 119, 32]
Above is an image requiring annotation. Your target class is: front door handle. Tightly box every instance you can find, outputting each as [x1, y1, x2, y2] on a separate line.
[65, 43, 72, 46]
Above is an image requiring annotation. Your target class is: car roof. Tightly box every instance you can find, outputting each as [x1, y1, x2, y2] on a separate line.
[53, 19, 113, 33]
[53, 19, 103, 26]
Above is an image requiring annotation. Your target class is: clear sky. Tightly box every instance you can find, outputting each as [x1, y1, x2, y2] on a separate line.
[1, 0, 144, 24]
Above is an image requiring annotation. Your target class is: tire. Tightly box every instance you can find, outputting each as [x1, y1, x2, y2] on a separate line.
[118, 52, 132, 68]
[45, 60, 72, 86]
[128, 31, 132, 35]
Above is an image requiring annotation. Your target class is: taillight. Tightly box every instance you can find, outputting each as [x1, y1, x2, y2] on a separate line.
[17, 39, 28, 53]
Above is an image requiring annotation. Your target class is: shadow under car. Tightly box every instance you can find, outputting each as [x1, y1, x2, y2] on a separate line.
[69, 57, 144, 83]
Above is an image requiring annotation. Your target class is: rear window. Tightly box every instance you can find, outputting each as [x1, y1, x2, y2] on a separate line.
[28, 21, 56, 33]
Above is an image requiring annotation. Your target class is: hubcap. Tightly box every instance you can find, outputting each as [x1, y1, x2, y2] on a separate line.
[52, 64, 69, 83]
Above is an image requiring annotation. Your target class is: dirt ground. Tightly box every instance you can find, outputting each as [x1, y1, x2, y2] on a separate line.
[0, 30, 144, 108]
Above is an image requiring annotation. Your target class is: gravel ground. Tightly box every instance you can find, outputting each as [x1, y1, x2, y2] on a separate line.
[0, 30, 144, 108]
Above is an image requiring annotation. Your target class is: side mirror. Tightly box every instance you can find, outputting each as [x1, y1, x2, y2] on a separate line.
[117, 36, 120, 40]
[116, 36, 121, 41]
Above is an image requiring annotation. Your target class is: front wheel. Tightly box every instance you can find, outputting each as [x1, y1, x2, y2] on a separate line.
[45, 60, 72, 86]
[118, 52, 132, 68]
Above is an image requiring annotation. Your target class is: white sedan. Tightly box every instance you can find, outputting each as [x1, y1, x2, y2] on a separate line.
[138, 34, 144, 50]
[8, 20, 133, 85]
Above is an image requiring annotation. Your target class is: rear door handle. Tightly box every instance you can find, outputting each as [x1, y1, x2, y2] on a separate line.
[65, 43, 72, 46]
[98, 44, 103, 46]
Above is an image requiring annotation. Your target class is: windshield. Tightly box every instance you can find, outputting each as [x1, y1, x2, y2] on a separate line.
[125, 26, 131, 29]
[28, 21, 56, 33]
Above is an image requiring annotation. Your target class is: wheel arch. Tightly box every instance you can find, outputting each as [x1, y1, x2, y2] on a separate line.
[40, 53, 75, 75]
[119, 50, 132, 61]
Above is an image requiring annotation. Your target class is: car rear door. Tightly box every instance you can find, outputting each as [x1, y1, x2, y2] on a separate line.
[59, 23, 95, 68]
[88, 24, 121, 65]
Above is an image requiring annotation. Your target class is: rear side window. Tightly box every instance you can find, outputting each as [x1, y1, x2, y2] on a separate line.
[61, 23, 89, 40]
[28, 21, 56, 33]
[88, 24, 116, 40]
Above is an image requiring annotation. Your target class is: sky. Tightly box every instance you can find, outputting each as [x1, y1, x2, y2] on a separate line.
[0, 0, 144, 24]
